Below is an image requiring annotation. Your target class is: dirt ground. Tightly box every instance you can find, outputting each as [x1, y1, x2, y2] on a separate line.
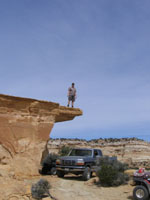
[42, 175, 134, 200]
[0, 173, 135, 200]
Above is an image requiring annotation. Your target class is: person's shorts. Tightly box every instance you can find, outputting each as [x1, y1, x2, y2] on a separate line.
[68, 95, 75, 102]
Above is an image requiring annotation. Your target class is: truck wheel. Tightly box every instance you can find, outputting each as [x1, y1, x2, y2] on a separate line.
[57, 170, 65, 178]
[133, 185, 149, 200]
[83, 167, 91, 181]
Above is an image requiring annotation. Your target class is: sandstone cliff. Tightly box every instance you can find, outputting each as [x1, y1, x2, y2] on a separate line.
[0, 94, 82, 177]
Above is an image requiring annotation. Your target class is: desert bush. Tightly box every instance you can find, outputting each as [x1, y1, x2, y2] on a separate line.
[58, 145, 71, 156]
[97, 164, 117, 186]
[31, 179, 51, 199]
[41, 153, 58, 175]
[42, 153, 58, 166]
[96, 156, 129, 186]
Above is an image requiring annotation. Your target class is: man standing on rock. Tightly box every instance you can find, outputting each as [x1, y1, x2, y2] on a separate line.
[67, 83, 77, 108]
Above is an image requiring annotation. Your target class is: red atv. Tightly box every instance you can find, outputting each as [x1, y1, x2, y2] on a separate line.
[133, 168, 150, 200]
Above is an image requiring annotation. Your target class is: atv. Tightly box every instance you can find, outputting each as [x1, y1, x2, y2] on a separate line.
[133, 168, 150, 200]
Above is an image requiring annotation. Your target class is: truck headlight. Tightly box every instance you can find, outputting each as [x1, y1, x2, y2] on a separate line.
[56, 159, 61, 165]
[76, 159, 84, 166]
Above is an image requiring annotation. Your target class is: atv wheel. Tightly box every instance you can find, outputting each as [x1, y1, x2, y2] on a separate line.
[133, 185, 149, 200]
[83, 167, 91, 181]
[57, 170, 65, 178]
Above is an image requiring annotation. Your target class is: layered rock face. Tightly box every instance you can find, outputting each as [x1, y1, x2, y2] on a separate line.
[47, 138, 150, 168]
[0, 94, 82, 176]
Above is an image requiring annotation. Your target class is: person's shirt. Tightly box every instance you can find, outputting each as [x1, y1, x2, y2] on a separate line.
[68, 87, 76, 96]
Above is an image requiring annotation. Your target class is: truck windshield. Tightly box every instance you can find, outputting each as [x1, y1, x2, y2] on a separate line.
[69, 149, 92, 157]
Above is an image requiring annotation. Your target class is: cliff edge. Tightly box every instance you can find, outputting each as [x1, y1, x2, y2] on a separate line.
[0, 94, 82, 176]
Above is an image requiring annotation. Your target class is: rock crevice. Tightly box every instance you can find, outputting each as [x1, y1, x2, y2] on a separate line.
[0, 94, 82, 155]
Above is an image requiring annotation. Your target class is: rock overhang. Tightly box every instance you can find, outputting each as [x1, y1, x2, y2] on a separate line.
[0, 94, 83, 155]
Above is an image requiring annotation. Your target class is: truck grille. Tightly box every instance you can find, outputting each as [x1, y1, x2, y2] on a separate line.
[62, 160, 75, 166]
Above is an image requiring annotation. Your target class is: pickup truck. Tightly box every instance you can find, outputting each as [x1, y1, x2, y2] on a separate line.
[56, 148, 103, 181]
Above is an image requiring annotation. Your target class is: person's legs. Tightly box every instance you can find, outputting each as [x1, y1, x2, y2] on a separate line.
[71, 96, 75, 107]
[67, 100, 70, 107]
[71, 101, 74, 108]
[68, 96, 75, 107]
[68, 96, 72, 107]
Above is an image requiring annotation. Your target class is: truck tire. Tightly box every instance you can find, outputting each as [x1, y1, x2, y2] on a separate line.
[133, 185, 149, 200]
[83, 167, 91, 181]
[57, 170, 65, 178]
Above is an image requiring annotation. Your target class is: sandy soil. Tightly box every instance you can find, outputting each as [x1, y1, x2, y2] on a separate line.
[0, 173, 135, 200]
[43, 175, 134, 200]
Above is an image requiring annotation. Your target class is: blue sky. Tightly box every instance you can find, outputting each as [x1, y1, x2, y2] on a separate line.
[0, 0, 150, 141]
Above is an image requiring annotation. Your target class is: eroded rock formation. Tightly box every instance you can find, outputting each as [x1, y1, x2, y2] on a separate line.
[0, 94, 82, 176]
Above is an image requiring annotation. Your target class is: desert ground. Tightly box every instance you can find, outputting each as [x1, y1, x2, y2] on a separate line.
[47, 175, 134, 200]
[0, 173, 135, 200]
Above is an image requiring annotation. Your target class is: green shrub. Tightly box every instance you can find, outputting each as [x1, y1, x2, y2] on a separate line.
[97, 164, 117, 186]
[41, 153, 58, 175]
[31, 179, 51, 199]
[96, 156, 129, 186]
[42, 153, 58, 166]
[59, 145, 71, 156]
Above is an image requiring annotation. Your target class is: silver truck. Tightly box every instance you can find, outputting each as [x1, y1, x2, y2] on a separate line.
[56, 148, 103, 181]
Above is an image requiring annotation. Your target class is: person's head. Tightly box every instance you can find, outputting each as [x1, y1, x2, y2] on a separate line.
[72, 83, 75, 88]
